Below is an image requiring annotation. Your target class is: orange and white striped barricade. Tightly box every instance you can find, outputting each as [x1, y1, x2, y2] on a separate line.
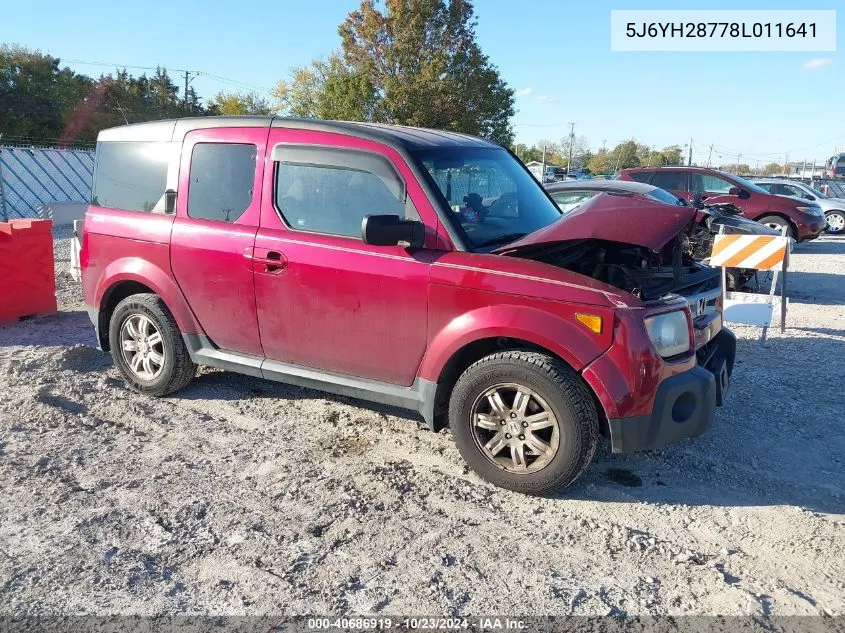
[709, 227, 791, 344]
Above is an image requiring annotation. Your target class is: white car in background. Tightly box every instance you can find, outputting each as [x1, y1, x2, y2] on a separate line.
[754, 179, 845, 235]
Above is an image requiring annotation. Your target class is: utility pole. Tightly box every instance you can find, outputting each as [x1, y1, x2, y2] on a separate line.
[183, 70, 199, 110]
[706, 144, 713, 168]
[566, 122, 575, 173]
[736, 153, 741, 175]
[601, 138, 607, 152]
[687, 138, 693, 166]
[541, 142, 547, 183]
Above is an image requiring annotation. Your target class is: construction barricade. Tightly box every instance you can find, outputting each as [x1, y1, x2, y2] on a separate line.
[68, 219, 83, 282]
[709, 230, 791, 344]
[0, 219, 57, 324]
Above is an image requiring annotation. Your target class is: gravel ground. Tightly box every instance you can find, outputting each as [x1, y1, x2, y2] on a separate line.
[0, 229, 843, 617]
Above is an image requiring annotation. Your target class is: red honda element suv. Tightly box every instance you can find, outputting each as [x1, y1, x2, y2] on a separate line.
[82, 117, 735, 494]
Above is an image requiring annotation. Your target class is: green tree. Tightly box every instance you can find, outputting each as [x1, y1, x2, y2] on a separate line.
[610, 139, 640, 171]
[661, 144, 683, 166]
[0, 45, 92, 141]
[274, 53, 376, 121]
[209, 90, 273, 115]
[761, 162, 783, 175]
[277, 0, 515, 144]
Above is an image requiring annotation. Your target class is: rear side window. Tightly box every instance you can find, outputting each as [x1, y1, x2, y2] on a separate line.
[651, 171, 688, 192]
[273, 146, 406, 239]
[627, 171, 653, 184]
[188, 143, 257, 223]
[91, 142, 170, 212]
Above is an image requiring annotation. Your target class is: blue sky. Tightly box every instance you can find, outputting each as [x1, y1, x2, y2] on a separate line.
[4, 0, 842, 165]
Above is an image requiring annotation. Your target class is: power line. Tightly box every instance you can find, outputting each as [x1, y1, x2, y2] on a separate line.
[62, 58, 273, 93]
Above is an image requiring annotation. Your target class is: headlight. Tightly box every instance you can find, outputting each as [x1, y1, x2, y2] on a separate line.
[797, 206, 823, 217]
[644, 310, 691, 358]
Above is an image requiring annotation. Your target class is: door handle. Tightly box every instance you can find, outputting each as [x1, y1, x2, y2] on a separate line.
[257, 250, 287, 274]
[245, 247, 287, 274]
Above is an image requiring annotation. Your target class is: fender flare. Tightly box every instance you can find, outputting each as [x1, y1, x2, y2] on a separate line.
[95, 257, 202, 334]
[417, 304, 612, 383]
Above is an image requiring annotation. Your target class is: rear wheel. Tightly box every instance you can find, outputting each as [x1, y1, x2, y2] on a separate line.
[108, 293, 196, 396]
[825, 210, 845, 234]
[757, 215, 793, 238]
[448, 351, 599, 495]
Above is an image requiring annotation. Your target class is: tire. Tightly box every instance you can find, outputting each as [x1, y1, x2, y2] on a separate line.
[757, 215, 793, 238]
[448, 350, 599, 495]
[108, 293, 197, 396]
[825, 210, 845, 234]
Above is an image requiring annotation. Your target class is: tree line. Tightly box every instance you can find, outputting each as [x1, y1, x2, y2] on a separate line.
[1, 0, 515, 147]
[514, 138, 686, 175]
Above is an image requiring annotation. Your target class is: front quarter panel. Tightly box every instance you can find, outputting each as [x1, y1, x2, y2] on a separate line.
[419, 283, 615, 382]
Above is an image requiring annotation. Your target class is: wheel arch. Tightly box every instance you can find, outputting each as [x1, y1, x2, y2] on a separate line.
[427, 335, 607, 433]
[752, 211, 797, 234]
[94, 262, 201, 351]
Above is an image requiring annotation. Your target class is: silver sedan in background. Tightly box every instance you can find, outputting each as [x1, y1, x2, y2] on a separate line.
[754, 179, 845, 235]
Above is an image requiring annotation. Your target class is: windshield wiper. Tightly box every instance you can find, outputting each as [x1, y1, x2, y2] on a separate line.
[474, 232, 528, 248]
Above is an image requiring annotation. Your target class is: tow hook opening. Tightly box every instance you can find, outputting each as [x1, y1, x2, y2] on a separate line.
[671, 391, 697, 424]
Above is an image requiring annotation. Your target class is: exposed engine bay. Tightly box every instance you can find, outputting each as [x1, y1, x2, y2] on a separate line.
[509, 236, 721, 301]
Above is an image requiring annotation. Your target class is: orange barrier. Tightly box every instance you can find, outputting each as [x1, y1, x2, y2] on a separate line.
[0, 219, 57, 324]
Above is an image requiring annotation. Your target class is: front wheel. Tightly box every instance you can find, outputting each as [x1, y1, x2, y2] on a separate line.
[757, 215, 793, 238]
[108, 293, 197, 396]
[825, 210, 845, 234]
[448, 351, 599, 495]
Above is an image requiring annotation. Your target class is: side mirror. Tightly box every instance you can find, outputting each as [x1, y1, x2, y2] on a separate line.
[804, 194, 815, 200]
[164, 189, 177, 214]
[362, 214, 425, 247]
[728, 187, 750, 200]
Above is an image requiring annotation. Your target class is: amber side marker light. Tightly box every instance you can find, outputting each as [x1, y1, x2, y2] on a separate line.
[576, 313, 603, 334]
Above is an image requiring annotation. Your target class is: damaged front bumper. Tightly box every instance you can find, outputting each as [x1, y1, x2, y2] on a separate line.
[608, 328, 736, 453]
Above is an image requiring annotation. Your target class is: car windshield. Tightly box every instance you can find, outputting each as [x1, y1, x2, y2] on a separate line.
[414, 148, 562, 249]
[723, 172, 768, 194]
[806, 184, 828, 198]
[643, 187, 686, 206]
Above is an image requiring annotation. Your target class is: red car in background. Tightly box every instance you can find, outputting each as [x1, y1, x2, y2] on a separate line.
[618, 166, 826, 241]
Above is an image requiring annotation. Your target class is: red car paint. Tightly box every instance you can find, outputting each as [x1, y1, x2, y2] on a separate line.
[618, 166, 826, 241]
[497, 194, 696, 253]
[82, 118, 730, 446]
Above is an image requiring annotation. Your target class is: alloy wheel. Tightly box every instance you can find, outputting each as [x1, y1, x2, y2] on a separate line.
[470, 383, 560, 473]
[119, 314, 165, 380]
[827, 212, 845, 233]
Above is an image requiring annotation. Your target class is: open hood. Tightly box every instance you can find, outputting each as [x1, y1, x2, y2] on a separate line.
[494, 193, 697, 254]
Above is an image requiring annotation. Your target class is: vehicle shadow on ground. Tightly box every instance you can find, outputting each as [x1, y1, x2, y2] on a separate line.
[792, 235, 845, 256]
[568, 334, 845, 515]
[0, 310, 96, 348]
[179, 366, 427, 425]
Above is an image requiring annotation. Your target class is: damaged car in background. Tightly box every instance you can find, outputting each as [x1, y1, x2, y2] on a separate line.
[545, 179, 780, 289]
